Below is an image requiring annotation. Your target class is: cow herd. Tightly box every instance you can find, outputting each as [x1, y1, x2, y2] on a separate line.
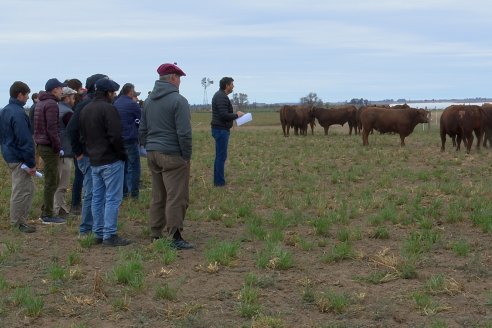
[279, 103, 492, 152]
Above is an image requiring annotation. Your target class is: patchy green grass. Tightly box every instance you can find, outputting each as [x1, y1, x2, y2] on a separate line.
[1, 111, 492, 326]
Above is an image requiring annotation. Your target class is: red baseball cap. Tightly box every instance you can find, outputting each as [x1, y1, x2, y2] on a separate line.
[157, 63, 186, 77]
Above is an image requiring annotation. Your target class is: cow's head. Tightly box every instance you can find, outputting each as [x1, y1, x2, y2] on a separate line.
[416, 108, 430, 123]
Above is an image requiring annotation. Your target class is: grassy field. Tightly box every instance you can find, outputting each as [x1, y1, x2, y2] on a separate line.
[1, 110, 492, 327]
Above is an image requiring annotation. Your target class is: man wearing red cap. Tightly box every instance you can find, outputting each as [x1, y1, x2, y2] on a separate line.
[139, 63, 193, 250]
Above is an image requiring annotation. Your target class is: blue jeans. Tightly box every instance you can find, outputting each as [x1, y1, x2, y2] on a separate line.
[91, 160, 124, 240]
[212, 128, 230, 186]
[77, 156, 93, 234]
[123, 142, 141, 198]
[71, 157, 83, 209]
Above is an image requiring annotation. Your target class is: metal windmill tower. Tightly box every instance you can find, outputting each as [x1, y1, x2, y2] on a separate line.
[201, 77, 214, 105]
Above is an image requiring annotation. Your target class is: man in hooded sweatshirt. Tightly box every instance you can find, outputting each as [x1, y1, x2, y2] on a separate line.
[34, 78, 67, 225]
[139, 63, 193, 250]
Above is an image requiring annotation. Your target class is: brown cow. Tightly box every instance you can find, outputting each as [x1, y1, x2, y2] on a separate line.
[441, 105, 483, 153]
[280, 105, 296, 137]
[456, 105, 483, 154]
[279, 105, 315, 136]
[440, 105, 462, 151]
[482, 103, 492, 147]
[360, 107, 429, 146]
[312, 105, 357, 135]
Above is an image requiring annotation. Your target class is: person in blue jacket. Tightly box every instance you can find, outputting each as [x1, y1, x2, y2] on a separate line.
[114, 83, 142, 199]
[0, 81, 37, 233]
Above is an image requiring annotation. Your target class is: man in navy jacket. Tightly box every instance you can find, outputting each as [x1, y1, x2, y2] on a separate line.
[0, 81, 37, 233]
[114, 83, 142, 199]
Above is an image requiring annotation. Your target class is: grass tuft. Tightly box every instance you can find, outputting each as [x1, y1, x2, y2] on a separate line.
[205, 239, 240, 266]
[322, 242, 355, 263]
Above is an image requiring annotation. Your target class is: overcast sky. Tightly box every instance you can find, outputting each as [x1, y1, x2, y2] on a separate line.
[1, 0, 491, 105]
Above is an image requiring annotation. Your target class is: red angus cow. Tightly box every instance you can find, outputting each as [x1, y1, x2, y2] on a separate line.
[482, 103, 492, 147]
[456, 105, 483, 154]
[440, 105, 462, 151]
[441, 105, 483, 153]
[279, 105, 315, 136]
[312, 105, 357, 135]
[360, 107, 429, 146]
[280, 105, 296, 137]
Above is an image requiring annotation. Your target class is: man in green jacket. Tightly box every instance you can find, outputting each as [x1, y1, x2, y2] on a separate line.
[139, 63, 193, 250]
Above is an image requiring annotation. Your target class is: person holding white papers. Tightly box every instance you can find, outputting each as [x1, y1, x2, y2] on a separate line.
[210, 77, 244, 187]
[0, 81, 37, 233]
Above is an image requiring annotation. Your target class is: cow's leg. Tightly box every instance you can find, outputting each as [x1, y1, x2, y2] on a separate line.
[282, 122, 287, 137]
[324, 126, 328, 136]
[362, 128, 369, 146]
[400, 135, 405, 147]
[456, 134, 461, 151]
[475, 129, 483, 150]
[440, 130, 446, 151]
[466, 134, 473, 153]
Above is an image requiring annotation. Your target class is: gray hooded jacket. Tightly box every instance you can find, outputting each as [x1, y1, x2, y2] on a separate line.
[139, 80, 192, 160]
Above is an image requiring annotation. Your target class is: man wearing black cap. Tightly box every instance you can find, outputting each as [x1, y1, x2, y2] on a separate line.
[139, 63, 193, 250]
[114, 83, 142, 199]
[34, 78, 67, 225]
[67, 74, 106, 238]
[79, 77, 130, 247]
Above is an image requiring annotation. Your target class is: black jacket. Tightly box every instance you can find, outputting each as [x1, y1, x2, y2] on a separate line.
[210, 89, 238, 130]
[67, 93, 94, 157]
[79, 94, 126, 166]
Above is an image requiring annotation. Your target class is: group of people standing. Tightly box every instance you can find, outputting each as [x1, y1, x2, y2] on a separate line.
[0, 62, 244, 250]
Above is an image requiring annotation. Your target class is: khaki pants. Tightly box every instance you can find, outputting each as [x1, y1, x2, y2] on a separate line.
[54, 157, 72, 215]
[38, 145, 59, 217]
[8, 163, 35, 225]
[147, 152, 190, 238]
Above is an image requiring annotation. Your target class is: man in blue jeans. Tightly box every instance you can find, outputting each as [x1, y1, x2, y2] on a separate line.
[79, 77, 130, 247]
[114, 83, 141, 199]
[210, 77, 244, 186]
[67, 73, 107, 238]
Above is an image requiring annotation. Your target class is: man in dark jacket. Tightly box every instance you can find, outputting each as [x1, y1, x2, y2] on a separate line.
[114, 83, 142, 199]
[64, 78, 85, 214]
[34, 78, 67, 225]
[210, 77, 244, 186]
[0, 81, 37, 233]
[139, 63, 193, 250]
[67, 73, 106, 237]
[79, 77, 130, 247]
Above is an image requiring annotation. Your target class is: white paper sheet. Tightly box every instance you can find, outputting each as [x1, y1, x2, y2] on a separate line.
[236, 112, 252, 126]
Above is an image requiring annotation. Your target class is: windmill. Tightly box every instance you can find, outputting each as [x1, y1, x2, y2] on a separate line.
[201, 77, 214, 105]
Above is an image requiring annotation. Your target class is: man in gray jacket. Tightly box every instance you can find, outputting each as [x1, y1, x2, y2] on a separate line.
[139, 63, 193, 250]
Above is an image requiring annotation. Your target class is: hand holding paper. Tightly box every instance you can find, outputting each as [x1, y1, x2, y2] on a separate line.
[21, 163, 43, 178]
[236, 112, 252, 126]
